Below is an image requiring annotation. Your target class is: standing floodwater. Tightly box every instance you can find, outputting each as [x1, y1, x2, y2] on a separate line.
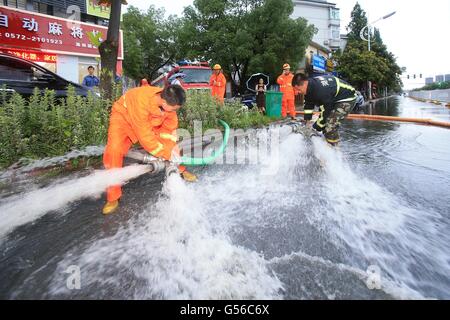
[0, 97, 449, 299]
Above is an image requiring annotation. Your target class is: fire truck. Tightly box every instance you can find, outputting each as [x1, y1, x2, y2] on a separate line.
[151, 60, 212, 92]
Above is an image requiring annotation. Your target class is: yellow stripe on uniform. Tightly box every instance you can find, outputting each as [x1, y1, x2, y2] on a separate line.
[335, 77, 355, 96]
[160, 133, 177, 142]
[304, 110, 314, 114]
[336, 94, 358, 103]
[316, 105, 326, 128]
[150, 142, 164, 156]
[326, 138, 340, 143]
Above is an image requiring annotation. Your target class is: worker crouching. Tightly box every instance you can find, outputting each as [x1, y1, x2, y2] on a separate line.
[102, 85, 197, 215]
[292, 73, 358, 146]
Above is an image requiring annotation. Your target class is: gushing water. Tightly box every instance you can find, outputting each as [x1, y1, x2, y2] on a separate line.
[309, 138, 448, 298]
[49, 174, 284, 299]
[0, 165, 151, 240]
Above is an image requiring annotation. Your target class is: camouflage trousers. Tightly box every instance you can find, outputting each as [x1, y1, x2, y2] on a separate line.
[314, 99, 357, 145]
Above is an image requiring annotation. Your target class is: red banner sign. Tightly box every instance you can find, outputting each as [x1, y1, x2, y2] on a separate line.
[0, 6, 123, 59]
[0, 48, 57, 63]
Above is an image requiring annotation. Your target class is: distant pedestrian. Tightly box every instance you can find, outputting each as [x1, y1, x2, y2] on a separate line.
[255, 78, 266, 114]
[82, 66, 100, 88]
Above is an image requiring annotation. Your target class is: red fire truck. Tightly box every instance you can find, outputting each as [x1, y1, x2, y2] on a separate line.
[151, 60, 212, 91]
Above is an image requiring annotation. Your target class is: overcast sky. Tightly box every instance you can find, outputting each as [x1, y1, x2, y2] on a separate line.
[125, 0, 450, 89]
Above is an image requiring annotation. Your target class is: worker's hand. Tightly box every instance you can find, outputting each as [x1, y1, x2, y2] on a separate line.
[305, 120, 313, 128]
[213, 80, 217, 86]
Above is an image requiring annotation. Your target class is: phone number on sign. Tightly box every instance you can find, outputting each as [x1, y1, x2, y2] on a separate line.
[1, 32, 63, 45]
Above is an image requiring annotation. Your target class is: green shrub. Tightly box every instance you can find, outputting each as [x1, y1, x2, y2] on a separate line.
[179, 91, 274, 133]
[0, 86, 110, 168]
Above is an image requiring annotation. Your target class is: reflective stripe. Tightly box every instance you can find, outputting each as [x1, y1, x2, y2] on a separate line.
[326, 138, 340, 143]
[336, 95, 357, 103]
[335, 78, 341, 97]
[160, 133, 177, 142]
[316, 105, 325, 128]
[123, 94, 127, 108]
[304, 110, 314, 114]
[335, 77, 355, 97]
[149, 142, 164, 156]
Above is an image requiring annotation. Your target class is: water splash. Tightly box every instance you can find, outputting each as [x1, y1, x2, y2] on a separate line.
[50, 174, 284, 299]
[0, 165, 151, 240]
[310, 137, 449, 298]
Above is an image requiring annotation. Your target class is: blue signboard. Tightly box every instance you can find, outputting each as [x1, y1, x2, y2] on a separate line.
[312, 54, 327, 72]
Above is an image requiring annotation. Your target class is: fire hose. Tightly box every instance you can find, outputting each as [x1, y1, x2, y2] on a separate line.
[296, 111, 450, 129]
[126, 119, 230, 176]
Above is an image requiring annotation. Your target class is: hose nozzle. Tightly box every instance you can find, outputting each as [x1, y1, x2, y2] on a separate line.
[142, 154, 166, 173]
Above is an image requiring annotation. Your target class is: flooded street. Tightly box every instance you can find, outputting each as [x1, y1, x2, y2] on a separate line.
[0, 97, 449, 299]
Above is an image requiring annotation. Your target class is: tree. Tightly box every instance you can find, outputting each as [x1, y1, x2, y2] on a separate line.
[122, 6, 181, 82]
[98, 0, 127, 100]
[178, 0, 315, 93]
[346, 2, 368, 42]
[334, 41, 389, 90]
[336, 2, 403, 95]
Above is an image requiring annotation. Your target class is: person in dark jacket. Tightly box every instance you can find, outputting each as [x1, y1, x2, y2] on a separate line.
[292, 73, 357, 145]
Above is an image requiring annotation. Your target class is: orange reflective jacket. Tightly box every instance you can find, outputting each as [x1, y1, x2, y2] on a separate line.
[110, 86, 178, 160]
[209, 73, 227, 100]
[277, 73, 295, 99]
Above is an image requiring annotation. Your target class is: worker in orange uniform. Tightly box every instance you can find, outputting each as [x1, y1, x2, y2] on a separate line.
[277, 63, 296, 120]
[209, 64, 227, 103]
[102, 85, 197, 215]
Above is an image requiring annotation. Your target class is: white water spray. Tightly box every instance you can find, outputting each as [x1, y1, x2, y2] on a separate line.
[0, 165, 151, 240]
[310, 137, 448, 298]
[50, 173, 284, 299]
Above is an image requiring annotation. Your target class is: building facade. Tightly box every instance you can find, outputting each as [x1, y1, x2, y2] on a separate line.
[291, 0, 341, 52]
[0, 0, 123, 84]
[425, 77, 434, 85]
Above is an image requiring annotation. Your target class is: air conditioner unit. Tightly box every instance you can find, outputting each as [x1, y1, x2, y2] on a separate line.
[323, 40, 330, 45]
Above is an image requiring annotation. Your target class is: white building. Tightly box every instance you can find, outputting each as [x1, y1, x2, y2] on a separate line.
[291, 0, 341, 52]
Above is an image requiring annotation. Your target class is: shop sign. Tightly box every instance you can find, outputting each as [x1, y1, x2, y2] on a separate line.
[0, 48, 57, 63]
[0, 6, 123, 59]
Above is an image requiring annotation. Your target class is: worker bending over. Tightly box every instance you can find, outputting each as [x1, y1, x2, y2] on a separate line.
[292, 73, 357, 146]
[102, 85, 197, 215]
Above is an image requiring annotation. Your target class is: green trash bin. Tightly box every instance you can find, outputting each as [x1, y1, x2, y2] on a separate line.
[265, 91, 283, 117]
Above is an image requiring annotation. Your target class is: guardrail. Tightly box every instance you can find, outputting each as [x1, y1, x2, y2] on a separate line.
[409, 89, 450, 104]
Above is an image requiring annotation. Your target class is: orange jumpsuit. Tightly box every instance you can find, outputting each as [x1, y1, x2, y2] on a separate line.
[103, 86, 184, 202]
[277, 73, 296, 118]
[209, 72, 227, 103]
